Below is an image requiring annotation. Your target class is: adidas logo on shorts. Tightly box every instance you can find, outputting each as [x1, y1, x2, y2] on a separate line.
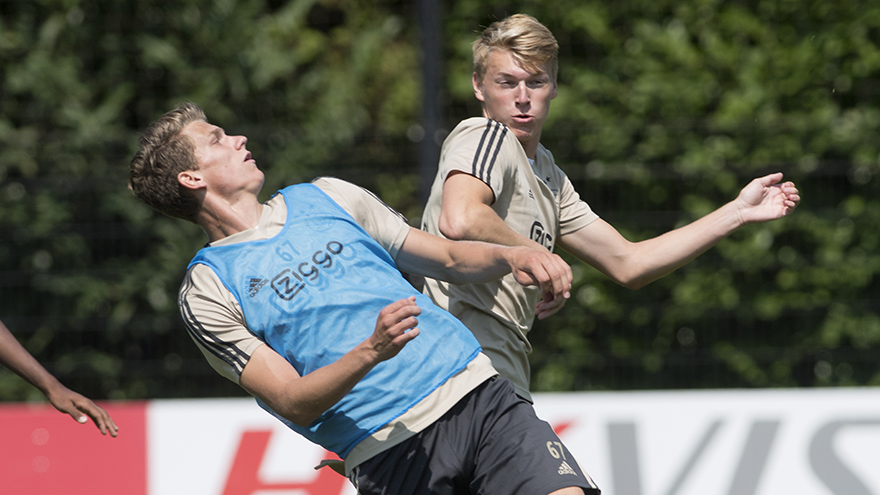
[558, 461, 577, 476]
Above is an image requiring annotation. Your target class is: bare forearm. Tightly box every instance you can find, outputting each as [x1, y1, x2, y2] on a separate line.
[398, 235, 522, 286]
[626, 172, 800, 284]
[630, 201, 744, 284]
[0, 322, 62, 395]
[289, 357, 374, 423]
[561, 202, 745, 289]
[443, 241, 522, 284]
[242, 299, 420, 427]
[243, 344, 377, 426]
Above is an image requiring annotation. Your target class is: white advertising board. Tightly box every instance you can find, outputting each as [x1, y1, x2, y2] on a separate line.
[147, 388, 880, 495]
[532, 388, 880, 495]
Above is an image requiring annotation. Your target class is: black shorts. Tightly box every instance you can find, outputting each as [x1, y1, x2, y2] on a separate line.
[350, 377, 600, 495]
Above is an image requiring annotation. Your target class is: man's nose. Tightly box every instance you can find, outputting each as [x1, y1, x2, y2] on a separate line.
[515, 82, 530, 103]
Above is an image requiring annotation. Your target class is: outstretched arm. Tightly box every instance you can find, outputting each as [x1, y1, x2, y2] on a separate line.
[395, 227, 573, 319]
[239, 297, 421, 426]
[0, 320, 119, 436]
[559, 173, 801, 289]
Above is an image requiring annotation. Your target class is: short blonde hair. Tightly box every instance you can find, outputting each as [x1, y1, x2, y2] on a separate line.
[473, 14, 559, 82]
[128, 103, 205, 222]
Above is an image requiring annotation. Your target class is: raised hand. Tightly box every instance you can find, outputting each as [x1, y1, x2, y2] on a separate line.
[736, 172, 800, 224]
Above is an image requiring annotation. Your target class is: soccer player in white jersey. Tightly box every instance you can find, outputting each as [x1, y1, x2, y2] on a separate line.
[421, 14, 801, 402]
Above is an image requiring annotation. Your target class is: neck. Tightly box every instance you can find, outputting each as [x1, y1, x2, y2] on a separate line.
[522, 138, 539, 160]
[197, 195, 264, 243]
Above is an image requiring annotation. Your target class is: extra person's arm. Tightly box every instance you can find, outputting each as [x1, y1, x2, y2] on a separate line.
[0, 319, 119, 436]
[394, 227, 572, 318]
[558, 172, 801, 289]
[239, 297, 421, 426]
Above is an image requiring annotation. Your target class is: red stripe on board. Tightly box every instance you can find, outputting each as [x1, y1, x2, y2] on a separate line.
[222, 430, 348, 495]
[0, 402, 147, 495]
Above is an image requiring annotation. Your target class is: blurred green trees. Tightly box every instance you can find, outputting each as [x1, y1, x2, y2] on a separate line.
[0, 0, 877, 401]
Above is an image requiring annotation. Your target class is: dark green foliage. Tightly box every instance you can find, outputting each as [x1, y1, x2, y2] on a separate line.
[0, 0, 877, 401]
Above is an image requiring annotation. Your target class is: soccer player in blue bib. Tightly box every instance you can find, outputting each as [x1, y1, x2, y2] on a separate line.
[128, 102, 600, 495]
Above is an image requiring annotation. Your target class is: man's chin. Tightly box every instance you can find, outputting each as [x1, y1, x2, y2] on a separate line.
[510, 127, 534, 143]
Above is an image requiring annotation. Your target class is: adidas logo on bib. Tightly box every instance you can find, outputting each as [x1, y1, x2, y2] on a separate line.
[558, 461, 577, 476]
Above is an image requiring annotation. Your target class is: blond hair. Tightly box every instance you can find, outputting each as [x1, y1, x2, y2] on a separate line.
[473, 14, 559, 82]
[128, 103, 205, 222]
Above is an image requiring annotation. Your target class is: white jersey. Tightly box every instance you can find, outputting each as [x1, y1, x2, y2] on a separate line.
[421, 118, 598, 400]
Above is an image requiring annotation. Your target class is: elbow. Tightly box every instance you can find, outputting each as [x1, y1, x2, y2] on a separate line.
[601, 255, 656, 290]
[278, 406, 322, 427]
[260, 396, 323, 427]
[291, 413, 320, 427]
[621, 279, 648, 290]
[438, 211, 475, 241]
[607, 268, 651, 290]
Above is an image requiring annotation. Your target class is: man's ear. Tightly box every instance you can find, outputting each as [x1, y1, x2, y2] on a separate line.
[472, 72, 485, 102]
[177, 170, 204, 191]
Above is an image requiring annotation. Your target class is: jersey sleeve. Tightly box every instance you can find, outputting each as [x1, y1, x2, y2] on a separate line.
[312, 177, 411, 260]
[178, 263, 264, 384]
[557, 173, 599, 236]
[438, 118, 522, 203]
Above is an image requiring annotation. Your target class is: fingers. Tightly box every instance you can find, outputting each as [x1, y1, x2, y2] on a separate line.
[546, 255, 573, 301]
[535, 295, 568, 320]
[758, 174, 800, 205]
[72, 398, 119, 437]
[86, 405, 119, 437]
[53, 392, 119, 437]
[377, 297, 421, 332]
[534, 254, 573, 320]
[372, 297, 421, 361]
[758, 171, 785, 185]
[783, 182, 800, 206]
[511, 248, 572, 297]
[531, 252, 573, 303]
[737, 172, 802, 222]
[513, 250, 572, 320]
[772, 180, 800, 215]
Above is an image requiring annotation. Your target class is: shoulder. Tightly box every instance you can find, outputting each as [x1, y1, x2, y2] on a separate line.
[311, 176, 362, 200]
[446, 118, 518, 148]
[440, 119, 526, 182]
[311, 177, 410, 257]
[311, 177, 406, 223]
[179, 263, 263, 384]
